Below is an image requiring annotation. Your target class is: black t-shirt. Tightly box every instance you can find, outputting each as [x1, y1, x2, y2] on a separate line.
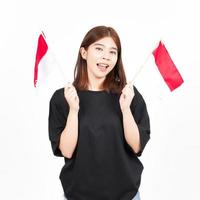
[48, 86, 150, 200]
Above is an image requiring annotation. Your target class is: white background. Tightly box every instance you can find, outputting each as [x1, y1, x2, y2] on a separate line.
[0, 0, 200, 199]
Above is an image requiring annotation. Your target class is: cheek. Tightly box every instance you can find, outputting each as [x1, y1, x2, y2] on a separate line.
[89, 52, 102, 64]
[112, 57, 118, 66]
[109, 61, 117, 71]
[86, 52, 97, 65]
[90, 48, 102, 57]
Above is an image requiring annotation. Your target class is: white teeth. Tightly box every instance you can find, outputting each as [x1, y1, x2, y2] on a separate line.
[97, 63, 109, 68]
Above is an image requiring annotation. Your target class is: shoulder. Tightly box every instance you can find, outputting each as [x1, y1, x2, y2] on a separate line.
[133, 85, 145, 102]
[50, 87, 66, 107]
[131, 85, 147, 110]
[130, 86, 149, 122]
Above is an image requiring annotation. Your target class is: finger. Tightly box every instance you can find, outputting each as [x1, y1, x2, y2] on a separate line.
[73, 93, 78, 100]
[71, 93, 78, 100]
[126, 86, 134, 95]
[129, 80, 134, 87]
[69, 89, 78, 99]
[123, 88, 134, 99]
[65, 86, 76, 95]
[65, 82, 73, 90]
[123, 91, 131, 99]
[64, 88, 71, 97]
[126, 82, 133, 89]
[123, 86, 132, 94]
[65, 86, 71, 93]
[67, 90, 76, 99]
[125, 85, 133, 94]
[65, 90, 74, 101]
[123, 85, 131, 93]
[68, 92, 76, 100]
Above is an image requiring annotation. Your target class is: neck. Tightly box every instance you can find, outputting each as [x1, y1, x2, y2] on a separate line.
[88, 78, 105, 91]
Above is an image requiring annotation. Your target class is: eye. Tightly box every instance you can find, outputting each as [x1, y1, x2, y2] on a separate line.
[110, 51, 117, 55]
[95, 47, 103, 51]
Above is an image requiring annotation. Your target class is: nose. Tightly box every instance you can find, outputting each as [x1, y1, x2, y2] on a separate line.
[102, 51, 110, 60]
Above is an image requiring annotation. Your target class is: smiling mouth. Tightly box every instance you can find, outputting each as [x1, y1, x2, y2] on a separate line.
[97, 63, 109, 68]
[96, 63, 109, 72]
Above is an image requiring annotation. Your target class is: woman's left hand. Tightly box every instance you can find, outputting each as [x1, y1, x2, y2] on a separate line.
[119, 82, 135, 112]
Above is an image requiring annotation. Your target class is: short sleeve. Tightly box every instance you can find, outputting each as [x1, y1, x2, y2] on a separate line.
[48, 89, 69, 157]
[130, 86, 150, 157]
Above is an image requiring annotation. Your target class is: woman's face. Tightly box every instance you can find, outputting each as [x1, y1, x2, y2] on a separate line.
[81, 37, 118, 80]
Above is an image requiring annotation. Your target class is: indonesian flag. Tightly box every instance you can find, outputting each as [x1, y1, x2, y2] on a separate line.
[34, 33, 64, 88]
[34, 33, 48, 87]
[153, 41, 184, 91]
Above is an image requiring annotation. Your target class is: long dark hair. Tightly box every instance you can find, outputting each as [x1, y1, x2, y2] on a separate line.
[73, 26, 127, 94]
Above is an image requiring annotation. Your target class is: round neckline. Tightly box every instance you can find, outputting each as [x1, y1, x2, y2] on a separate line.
[79, 89, 107, 93]
[76, 88, 112, 94]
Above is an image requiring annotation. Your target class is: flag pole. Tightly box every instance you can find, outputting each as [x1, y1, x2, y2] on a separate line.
[130, 40, 160, 86]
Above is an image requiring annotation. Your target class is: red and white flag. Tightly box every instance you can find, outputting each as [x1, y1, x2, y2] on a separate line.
[34, 33, 48, 87]
[34, 33, 65, 89]
[152, 41, 184, 91]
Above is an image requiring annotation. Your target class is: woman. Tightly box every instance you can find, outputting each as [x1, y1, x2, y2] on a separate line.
[48, 26, 150, 200]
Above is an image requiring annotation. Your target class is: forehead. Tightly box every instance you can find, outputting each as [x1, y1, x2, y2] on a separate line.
[91, 37, 117, 49]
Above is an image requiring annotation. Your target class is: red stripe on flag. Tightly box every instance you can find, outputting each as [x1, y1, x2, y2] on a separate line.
[34, 34, 48, 87]
[153, 41, 184, 91]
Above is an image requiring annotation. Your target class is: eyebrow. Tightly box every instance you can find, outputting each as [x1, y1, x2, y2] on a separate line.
[93, 43, 118, 51]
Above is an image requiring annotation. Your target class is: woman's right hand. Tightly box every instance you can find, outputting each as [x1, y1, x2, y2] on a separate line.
[64, 83, 80, 112]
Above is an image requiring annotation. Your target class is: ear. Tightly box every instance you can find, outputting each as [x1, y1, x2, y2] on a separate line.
[80, 47, 87, 60]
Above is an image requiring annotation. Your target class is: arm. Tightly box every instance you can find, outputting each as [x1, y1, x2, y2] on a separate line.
[119, 83, 150, 156]
[122, 108, 141, 154]
[59, 109, 79, 159]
